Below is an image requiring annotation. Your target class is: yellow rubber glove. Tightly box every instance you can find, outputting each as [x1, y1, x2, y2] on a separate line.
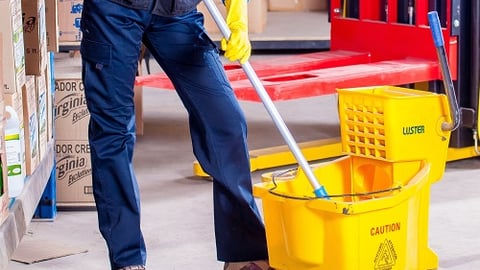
[221, 0, 251, 64]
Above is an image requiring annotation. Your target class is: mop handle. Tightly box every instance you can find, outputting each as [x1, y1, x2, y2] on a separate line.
[428, 11, 461, 131]
[202, 0, 329, 198]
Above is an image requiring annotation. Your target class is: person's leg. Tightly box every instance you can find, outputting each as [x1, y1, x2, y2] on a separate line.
[142, 10, 268, 262]
[80, 1, 150, 268]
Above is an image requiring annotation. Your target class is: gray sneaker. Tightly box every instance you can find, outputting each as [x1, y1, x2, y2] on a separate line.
[117, 265, 145, 270]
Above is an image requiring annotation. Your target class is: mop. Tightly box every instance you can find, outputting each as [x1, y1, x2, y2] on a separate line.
[202, 0, 329, 198]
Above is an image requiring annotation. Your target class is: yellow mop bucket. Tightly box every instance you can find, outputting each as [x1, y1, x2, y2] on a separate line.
[254, 86, 452, 270]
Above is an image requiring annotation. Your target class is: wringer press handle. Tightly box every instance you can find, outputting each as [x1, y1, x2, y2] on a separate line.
[202, 0, 329, 198]
[428, 11, 461, 131]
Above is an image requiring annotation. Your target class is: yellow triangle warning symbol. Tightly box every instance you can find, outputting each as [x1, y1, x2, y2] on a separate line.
[374, 239, 397, 270]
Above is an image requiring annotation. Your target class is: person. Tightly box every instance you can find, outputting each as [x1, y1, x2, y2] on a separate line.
[79, 0, 272, 269]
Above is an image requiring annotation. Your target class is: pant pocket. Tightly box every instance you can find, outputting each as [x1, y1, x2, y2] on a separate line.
[81, 38, 112, 68]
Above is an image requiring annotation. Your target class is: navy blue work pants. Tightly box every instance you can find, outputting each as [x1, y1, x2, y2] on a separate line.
[80, 1, 268, 269]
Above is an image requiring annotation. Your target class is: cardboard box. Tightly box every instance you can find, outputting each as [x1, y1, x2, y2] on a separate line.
[0, 0, 26, 94]
[45, 0, 59, 52]
[248, 0, 268, 33]
[55, 140, 94, 205]
[22, 0, 48, 75]
[22, 75, 40, 175]
[304, 0, 327, 11]
[54, 78, 89, 140]
[55, 75, 143, 138]
[197, 0, 268, 34]
[57, 0, 83, 42]
[268, 0, 304, 11]
[36, 69, 48, 160]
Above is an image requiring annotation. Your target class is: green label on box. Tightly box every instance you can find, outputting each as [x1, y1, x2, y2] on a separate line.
[8, 164, 22, 177]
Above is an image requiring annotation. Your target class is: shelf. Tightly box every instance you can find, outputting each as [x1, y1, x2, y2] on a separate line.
[0, 141, 55, 270]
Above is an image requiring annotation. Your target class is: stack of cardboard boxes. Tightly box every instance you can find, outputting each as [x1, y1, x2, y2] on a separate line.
[54, 0, 97, 206]
[54, 0, 91, 205]
[0, 0, 57, 225]
[54, 76, 94, 206]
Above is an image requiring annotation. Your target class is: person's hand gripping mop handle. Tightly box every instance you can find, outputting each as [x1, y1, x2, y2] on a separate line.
[202, 0, 329, 198]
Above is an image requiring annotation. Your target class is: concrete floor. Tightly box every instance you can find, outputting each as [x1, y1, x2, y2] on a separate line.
[7, 12, 480, 269]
